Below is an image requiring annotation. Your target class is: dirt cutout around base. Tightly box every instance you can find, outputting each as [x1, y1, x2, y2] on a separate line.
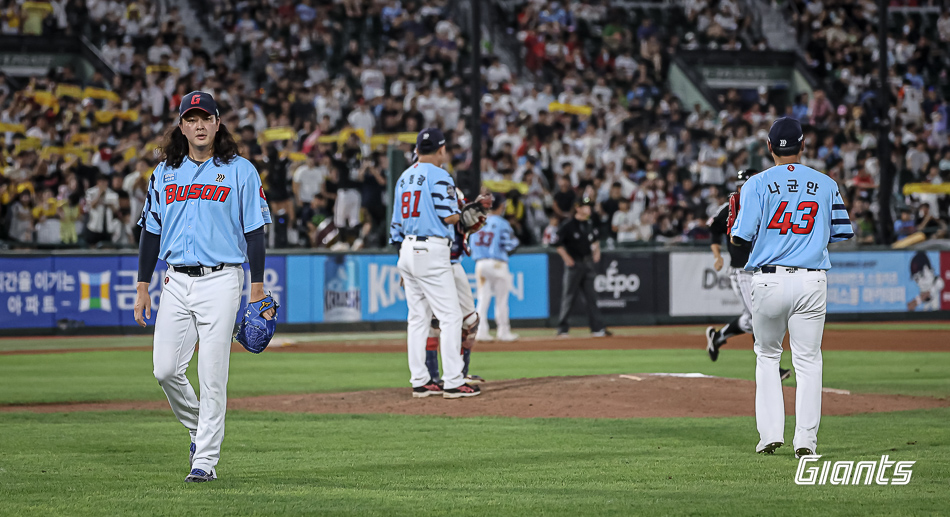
[4, 374, 948, 418]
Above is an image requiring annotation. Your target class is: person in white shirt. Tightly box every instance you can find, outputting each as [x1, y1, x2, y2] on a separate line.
[84, 174, 119, 246]
[439, 89, 461, 130]
[292, 154, 328, 207]
[346, 100, 375, 140]
[612, 199, 646, 244]
[698, 137, 726, 185]
[360, 67, 386, 100]
[147, 36, 171, 63]
[486, 56, 512, 84]
[492, 122, 523, 155]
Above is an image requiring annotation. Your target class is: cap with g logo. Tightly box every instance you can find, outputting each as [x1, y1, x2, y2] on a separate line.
[767, 117, 804, 156]
[180, 91, 219, 118]
[416, 128, 446, 154]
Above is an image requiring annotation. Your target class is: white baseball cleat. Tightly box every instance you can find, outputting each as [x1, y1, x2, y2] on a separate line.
[474, 334, 494, 342]
[497, 333, 519, 342]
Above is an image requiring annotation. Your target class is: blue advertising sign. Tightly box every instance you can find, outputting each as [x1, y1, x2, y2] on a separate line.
[282, 253, 549, 324]
[0, 255, 286, 329]
[362, 253, 550, 322]
[285, 255, 326, 324]
[827, 251, 943, 313]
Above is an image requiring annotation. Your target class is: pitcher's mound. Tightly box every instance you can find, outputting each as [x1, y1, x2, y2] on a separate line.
[228, 374, 950, 418]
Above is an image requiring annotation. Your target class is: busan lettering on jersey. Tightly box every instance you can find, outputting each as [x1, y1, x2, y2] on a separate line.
[165, 184, 231, 204]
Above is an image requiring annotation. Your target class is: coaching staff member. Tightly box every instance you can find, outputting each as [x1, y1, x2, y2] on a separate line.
[554, 197, 611, 337]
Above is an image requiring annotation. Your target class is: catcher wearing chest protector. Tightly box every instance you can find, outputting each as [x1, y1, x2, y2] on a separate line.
[420, 190, 493, 393]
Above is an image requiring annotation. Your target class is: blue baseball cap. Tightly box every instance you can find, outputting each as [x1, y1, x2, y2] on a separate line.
[416, 128, 446, 154]
[767, 117, 803, 156]
[179, 91, 219, 118]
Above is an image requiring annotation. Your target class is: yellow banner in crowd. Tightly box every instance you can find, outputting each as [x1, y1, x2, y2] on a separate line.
[903, 183, 950, 194]
[145, 65, 180, 76]
[260, 126, 297, 144]
[483, 179, 529, 195]
[548, 101, 592, 116]
[54, 84, 83, 99]
[0, 123, 25, 133]
[82, 87, 121, 103]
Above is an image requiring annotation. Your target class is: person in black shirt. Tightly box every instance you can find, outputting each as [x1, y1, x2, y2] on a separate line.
[554, 197, 610, 337]
[704, 169, 790, 378]
[552, 175, 576, 220]
[600, 182, 623, 238]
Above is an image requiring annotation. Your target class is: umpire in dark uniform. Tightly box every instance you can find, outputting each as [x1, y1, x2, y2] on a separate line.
[554, 197, 610, 337]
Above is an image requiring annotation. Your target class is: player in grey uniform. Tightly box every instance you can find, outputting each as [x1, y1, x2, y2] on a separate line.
[705, 169, 790, 381]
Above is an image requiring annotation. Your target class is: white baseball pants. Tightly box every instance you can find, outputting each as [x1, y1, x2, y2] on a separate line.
[729, 268, 754, 334]
[426, 262, 478, 338]
[751, 267, 827, 453]
[398, 236, 465, 389]
[475, 259, 513, 339]
[152, 266, 244, 473]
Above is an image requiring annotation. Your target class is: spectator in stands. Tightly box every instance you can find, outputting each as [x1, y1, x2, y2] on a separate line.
[894, 208, 917, 241]
[83, 174, 117, 246]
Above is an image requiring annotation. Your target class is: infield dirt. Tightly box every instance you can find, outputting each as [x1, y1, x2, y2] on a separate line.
[4, 374, 947, 418]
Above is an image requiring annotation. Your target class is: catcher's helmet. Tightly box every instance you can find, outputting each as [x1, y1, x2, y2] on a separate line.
[736, 169, 759, 186]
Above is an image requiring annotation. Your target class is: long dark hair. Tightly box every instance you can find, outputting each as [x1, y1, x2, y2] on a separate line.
[160, 121, 241, 168]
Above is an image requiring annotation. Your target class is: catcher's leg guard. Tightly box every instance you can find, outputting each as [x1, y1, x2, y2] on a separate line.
[461, 312, 479, 350]
[462, 347, 471, 376]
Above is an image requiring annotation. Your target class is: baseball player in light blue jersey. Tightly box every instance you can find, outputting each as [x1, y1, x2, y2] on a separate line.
[133, 91, 274, 483]
[731, 117, 853, 459]
[471, 195, 520, 341]
[391, 128, 480, 398]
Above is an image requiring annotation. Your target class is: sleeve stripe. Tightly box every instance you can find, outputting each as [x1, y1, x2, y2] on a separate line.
[431, 193, 445, 200]
[832, 232, 854, 239]
[831, 218, 852, 225]
[434, 204, 453, 211]
[435, 180, 451, 186]
[832, 203, 847, 210]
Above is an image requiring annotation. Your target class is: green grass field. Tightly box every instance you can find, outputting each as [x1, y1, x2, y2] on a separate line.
[1, 326, 948, 516]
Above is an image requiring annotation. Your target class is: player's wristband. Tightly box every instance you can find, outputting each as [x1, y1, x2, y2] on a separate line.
[137, 231, 161, 283]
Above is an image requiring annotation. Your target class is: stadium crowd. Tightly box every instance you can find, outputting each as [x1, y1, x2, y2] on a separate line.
[0, 0, 947, 250]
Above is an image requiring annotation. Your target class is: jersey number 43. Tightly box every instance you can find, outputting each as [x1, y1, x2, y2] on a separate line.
[767, 201, 818, 235]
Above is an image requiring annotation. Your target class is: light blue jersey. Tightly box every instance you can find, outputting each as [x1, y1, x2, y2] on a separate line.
[139, 156, 271, 266]
[390, 162, 459, 242]
[731, 163, 853, 270]
[470, 215, 519, 262]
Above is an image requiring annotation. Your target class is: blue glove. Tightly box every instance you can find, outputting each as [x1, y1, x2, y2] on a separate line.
[235, 294, 279, 354]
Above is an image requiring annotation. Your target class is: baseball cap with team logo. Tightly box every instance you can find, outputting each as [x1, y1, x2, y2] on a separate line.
[767, 117, 804, 156]
[416, 128, 446, 154]
[179, 91, 220, 118]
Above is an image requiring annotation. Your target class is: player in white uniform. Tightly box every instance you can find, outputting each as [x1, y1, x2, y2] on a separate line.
[706, 169, 790, 381]
[133, 92, 274, 482]
[471, 195, 520, 342]
[390, 128, 480, 399]
[731, 118, 853, 458]
[424, 190, 490, 386]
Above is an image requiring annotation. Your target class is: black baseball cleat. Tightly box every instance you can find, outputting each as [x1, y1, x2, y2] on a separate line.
[756, 441, 784, 454]
[443, 383, 481, 399]
[706, 327, 720, 362]
[412, 379, 444, 398]
[780, 368, 791, 381]
[795, 447, 816, 459]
